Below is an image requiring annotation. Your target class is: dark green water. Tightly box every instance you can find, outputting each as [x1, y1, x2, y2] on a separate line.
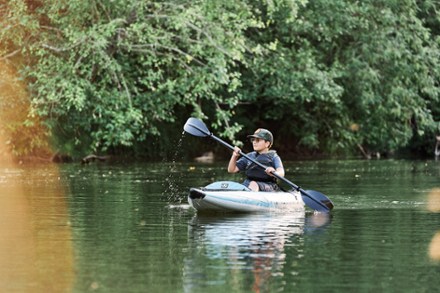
[1, 159, 439, 292]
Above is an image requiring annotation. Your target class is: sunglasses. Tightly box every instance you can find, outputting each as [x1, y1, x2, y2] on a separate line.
[250, 138, 264, 143]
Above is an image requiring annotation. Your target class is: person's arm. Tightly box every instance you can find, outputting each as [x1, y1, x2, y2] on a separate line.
[275, 166, 285, 177]
[228, 146, 241, 173]
[265, 156, 285, 177]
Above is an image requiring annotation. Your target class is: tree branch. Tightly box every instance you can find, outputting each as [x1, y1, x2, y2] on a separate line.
[0, 49, 20, 61]
[184, 21, 234, 58]
[127, 44, 206, 66]
[42, 38, 86, 53]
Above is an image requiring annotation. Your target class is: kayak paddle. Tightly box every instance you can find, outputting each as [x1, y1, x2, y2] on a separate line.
[183, 117, 334, 213]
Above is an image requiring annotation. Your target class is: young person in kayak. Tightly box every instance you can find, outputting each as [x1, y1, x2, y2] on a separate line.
[228, 128, 285, 192]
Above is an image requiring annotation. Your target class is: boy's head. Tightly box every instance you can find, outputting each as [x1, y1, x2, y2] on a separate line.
[247, 128, 273, 148]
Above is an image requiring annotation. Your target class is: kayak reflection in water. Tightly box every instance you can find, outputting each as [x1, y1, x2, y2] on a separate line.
[228, 128, 285, 192]
[185, 212, 332, 292]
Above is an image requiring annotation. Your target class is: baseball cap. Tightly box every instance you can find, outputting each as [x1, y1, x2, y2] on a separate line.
[247, 128, 273, 147]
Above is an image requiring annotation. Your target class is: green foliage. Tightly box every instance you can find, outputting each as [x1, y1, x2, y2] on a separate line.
[238, 0, 440, 156]
[3, 0, 270, 155]
[1, 0, 439, 158]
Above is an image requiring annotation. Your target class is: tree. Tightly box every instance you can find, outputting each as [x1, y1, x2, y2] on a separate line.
[237, 0, 440, 156]
[1, 0, 439, 159]
[2, 0, 301, 156]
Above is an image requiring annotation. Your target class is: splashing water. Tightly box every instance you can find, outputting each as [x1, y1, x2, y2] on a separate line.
[162, 132, 187, 204]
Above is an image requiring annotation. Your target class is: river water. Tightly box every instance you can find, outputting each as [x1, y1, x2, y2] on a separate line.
[0, 159, 439, 292]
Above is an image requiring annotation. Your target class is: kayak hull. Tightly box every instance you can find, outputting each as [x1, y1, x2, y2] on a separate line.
[188, 181, 305, 213]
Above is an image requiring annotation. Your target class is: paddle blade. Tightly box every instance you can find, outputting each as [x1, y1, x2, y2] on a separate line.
[184, 117, 211, 137]
[302, 190, 334, 212]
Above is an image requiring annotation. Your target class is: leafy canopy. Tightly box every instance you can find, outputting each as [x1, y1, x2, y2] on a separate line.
[1, 0, 439, 158]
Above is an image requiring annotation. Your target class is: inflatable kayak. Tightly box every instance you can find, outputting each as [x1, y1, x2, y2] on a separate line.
[188, 181, 305, 213]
